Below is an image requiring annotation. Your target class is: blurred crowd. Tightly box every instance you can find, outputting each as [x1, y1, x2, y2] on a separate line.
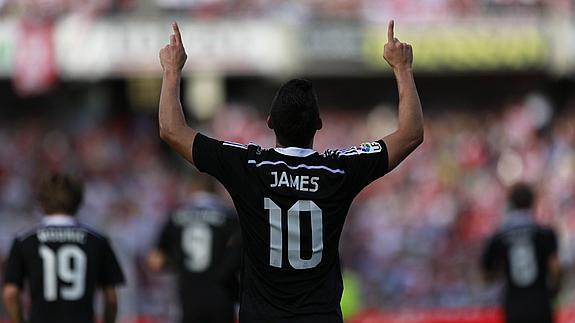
[0, 90, 574, 321]
[0, 0, 571, 20]
[341, 96, 575, 309]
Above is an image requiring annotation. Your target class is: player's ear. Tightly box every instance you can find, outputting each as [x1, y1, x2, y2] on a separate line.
[267, 116, 274, 129]
[316, 117, 323, 130]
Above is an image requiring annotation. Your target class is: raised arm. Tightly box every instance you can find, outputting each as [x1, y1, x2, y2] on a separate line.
[382, 20, 424, 171]
[159, 22, 197, 164]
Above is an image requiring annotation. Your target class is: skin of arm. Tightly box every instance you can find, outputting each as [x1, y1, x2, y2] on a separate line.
[2, 284, 24, 323]
[548, 253, 562, 297]
[381, 20, 424, 171]
[146, 249, 167, 273]
[102, 287, 119, 323]
[158, 22, 197, 164]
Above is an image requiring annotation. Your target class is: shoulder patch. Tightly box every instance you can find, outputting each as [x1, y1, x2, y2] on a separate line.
[357, 142, 382, 154]
[338, 142, 382, 156]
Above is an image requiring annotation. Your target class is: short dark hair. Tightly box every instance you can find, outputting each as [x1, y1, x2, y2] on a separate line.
[509, 182, 535, 210]
[38, 173, 84, 215]
[270, 79, 320, 147]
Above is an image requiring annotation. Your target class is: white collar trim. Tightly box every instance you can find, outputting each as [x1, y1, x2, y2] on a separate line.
[274, 147, 316, 157]
[43, 214, 76, 226]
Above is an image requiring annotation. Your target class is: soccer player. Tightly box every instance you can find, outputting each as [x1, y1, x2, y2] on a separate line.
[158, 20, 423, 322]
[481, 183, 561, 323]
[2, 173, 125, 323]
[147, 173, 240, 323]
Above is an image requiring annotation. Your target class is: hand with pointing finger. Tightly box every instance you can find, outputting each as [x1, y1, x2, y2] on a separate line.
[383, 20, 413, 71]
[159, 22, 187, 73]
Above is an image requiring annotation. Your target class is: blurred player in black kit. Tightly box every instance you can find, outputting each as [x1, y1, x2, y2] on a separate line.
[2, 173, 125, 323]
[481, 183, 561, 323]
[158, 20, 423, 322]
[147, 173, 240, 323]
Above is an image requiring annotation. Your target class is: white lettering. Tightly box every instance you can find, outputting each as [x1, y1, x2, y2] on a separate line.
[310, 177, 319, 192]
[300, 176, 309, 192]
[271, 171, 278, 187]
[278, 172, 289, 187]
[269, 172, 320, 192]
[173, 209, 226, 226]
[37, 229, 86, 244]
[289, 175, 299, 189]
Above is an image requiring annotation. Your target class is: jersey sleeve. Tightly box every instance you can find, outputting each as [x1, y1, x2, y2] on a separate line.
[99, 239, 126, 287]
[192, 133, 248, 188]
[156, 216, 177, 255]
[3, 238, 25, 288]
[544, 228, 558, 255]
[216, 231, 242, 300]
[481, 235, 502, 274]
[340, 140, 390, 194]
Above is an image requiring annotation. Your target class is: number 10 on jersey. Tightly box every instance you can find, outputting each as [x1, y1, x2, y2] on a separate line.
[264, 198, 323, 269]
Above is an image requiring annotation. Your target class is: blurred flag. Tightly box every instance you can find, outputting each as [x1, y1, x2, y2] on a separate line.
[13, 19, 57, 96]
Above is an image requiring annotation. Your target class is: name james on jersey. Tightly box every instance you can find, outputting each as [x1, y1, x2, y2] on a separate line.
[270, 171, 320, 192]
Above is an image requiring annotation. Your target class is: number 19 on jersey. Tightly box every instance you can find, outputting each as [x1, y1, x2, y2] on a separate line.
[39, 245, 87, 301]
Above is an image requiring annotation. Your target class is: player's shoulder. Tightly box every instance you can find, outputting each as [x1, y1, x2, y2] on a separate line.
[536, 225, 558, 239]
[222, 140, 250, 150]
[221, 139, 264, 164]
[49, 222, 113, 246]
[222, 138, 266, 154]
[13, 223, 44, 243]
[78, 223, 106, 238]
[195, 134, 256, 161]
[323, 141, 386, 159]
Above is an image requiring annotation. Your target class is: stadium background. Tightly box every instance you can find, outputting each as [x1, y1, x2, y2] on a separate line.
[1, 0, 575, 322]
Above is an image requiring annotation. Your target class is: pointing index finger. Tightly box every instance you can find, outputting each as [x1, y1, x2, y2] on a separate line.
[172, 21, 182, 45]
[387, 20, 394, 43]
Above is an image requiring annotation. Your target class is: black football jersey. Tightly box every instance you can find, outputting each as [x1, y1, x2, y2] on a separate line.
[481, 211, 558, 323]
[3, 215, 125, 323]
[192, 133, 389, 321]
[156, 193, 240, 301]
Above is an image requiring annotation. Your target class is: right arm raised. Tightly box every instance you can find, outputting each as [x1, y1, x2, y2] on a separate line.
[381, 20, 424, 171]
[158, 22, 197, 164]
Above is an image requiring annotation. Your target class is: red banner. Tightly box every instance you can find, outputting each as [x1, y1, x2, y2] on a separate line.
[13, 19, 58, 96]
[3, 307, 575, 323]
[351, 306, 575, 323]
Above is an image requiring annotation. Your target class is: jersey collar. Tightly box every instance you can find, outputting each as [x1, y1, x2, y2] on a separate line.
[189, 192, 223, 208]
[43, 214, 77, 226]
[273, 147, 317, 157]
[502, 210, 533, 229]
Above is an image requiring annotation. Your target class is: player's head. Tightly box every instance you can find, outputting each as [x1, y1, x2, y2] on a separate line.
[508, 182, 535, 211]
[267, 79, 322, 148]
[38, 172, 84, 216]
